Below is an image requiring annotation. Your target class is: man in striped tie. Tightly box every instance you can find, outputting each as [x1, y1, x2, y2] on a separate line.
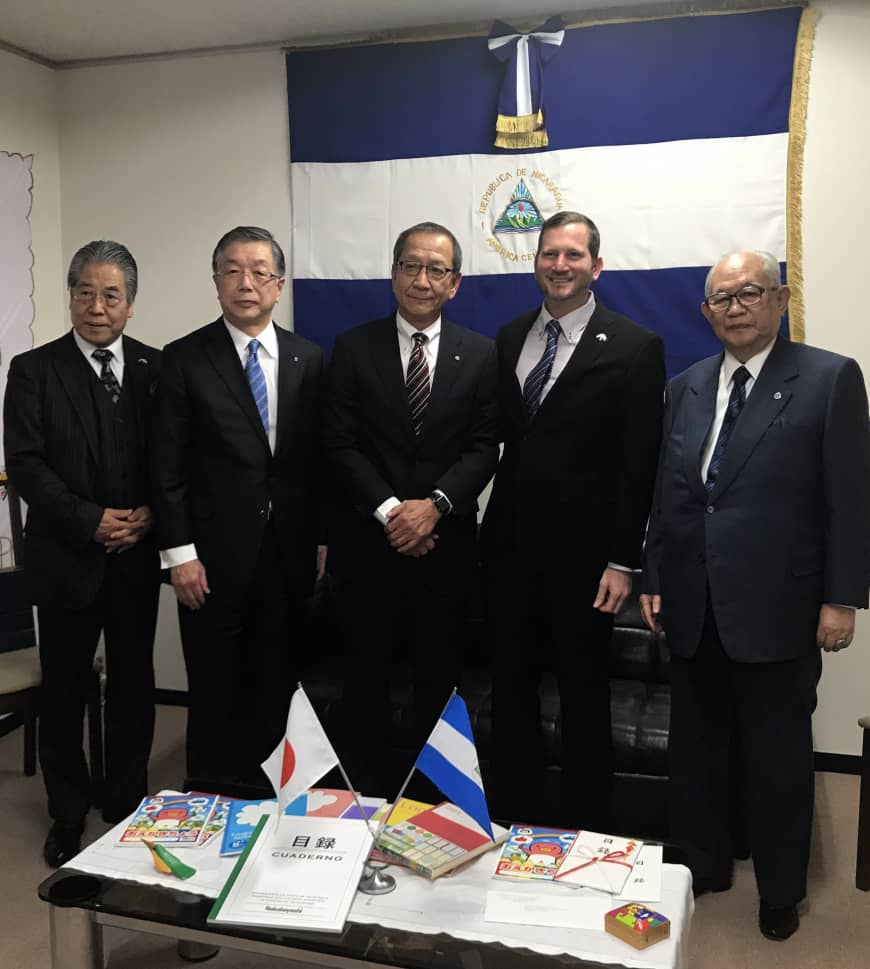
[641, 250, 870, 940]
[152, 227, 326, 798]
[480, 211, 666, 832]
[323, 222, 499, 798]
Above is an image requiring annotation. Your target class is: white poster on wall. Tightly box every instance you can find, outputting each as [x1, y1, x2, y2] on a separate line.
[0, 152, 35, 569]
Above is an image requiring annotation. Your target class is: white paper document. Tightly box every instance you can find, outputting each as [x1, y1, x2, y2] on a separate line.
[209, 814, 373, 933]
[617, 843, 663, 902]
[552, 830, 642, 893]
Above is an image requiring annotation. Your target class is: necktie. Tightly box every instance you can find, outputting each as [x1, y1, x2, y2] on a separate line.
[91, 348, 121, 403]
[406, 332, 430, 436]
[705, 365, 751, 492]
[245, 338, 269, 433]
[522, 319, 561, 421]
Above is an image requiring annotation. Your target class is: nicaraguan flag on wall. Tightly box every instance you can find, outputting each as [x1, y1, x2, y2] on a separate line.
[286, 7, 804, 376]
[415, 693, 494, 840]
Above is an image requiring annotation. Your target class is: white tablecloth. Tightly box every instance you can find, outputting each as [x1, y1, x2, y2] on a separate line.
[66, 816, 692, 969]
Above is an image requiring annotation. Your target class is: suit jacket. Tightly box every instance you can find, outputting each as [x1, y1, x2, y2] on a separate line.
[322, 314, 499, 572]
[480, 301, 666, 576]
[643, 336, 870, 662]
[151, 319, 324, 601]
[3, 331, 161, 609]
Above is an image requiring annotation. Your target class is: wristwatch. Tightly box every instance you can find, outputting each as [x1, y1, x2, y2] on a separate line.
[429, 491, 451, 516]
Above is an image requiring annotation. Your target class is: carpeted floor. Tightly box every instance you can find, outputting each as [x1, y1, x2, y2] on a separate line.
[1, 705, 868, 968]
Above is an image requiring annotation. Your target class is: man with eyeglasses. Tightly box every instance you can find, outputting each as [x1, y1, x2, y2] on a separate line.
[152, 226, 325, 798]
[480, 210, 666, 833]
[640, 250, 870, 941]
[323, 221, 498, 798]
[4, 240, 161, 866]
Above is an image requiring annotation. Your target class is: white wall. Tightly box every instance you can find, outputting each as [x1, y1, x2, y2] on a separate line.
[0, 48, 64, 345]
[802, 0, 870, 757]
[3, 2, 869, 747]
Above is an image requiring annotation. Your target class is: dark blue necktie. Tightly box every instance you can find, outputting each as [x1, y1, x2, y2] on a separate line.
[91, 348, 121, 403]
[522, 319, 561, 421]
[706, 366, 750, 492]
[245, 339, 269, 433]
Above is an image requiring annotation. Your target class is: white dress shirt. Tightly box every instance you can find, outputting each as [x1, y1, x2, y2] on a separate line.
[160, 320, 280, 570]
[72, 328, 125, 386]
[700, 338, 776, 483]
[514, 294, 597, 403]
[374, 313, 448, 525]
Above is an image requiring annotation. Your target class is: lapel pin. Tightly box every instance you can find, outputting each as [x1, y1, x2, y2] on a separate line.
[137, 357, 148, 364]
[595, 333, 607, 342]
[774, 391, 782, 400]
[454, 354, 461, 361]
[293, 355, 299, 362]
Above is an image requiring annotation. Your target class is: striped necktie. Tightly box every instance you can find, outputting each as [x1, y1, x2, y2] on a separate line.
[91, 348, 121, 403]
[245, 338, 269, 433]
[406, 332, 430, 436]
[706, 365, 750, 492]
[522, 319, 561, 421]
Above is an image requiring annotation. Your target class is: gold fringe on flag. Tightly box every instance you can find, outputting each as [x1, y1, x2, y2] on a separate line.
[785, 6, 815, 345]
[495, 129, 549, 149]
[495, 110, 545, 133]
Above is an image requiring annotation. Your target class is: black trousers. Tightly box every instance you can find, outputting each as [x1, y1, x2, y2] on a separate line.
[178, 523, 300, 796]
[334, 542, 474, 803]
[487, 564, 615, 831]
[37, 557, 158, 825]
[668, 600, 821, 906]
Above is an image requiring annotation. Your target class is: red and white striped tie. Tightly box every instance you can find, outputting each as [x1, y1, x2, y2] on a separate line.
[406, 332, 430, 435]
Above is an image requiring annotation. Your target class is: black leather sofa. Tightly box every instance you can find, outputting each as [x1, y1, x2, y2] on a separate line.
[302, 584, 671, 839]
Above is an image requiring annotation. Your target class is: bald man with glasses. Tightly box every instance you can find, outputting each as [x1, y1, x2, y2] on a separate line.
[641, 250, 870, 940]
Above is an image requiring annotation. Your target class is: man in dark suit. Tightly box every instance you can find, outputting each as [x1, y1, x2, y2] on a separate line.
[640, 250, 870, 940]
[4, 240, 160, 866]
[323, 221, 498, 796]
[480, 211, 665, 831]
[152, 226, 324, 798]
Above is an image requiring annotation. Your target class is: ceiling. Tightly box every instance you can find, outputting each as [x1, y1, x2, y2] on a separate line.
[2, 1, 700, 66]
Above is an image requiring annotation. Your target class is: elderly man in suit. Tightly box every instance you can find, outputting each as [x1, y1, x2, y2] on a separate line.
[480, 211, 666, 831]
[152, 226, 325, 798]
[323, 221, 498, 797]
[640, 250, 870, 940]
[4, 240, 161, 866]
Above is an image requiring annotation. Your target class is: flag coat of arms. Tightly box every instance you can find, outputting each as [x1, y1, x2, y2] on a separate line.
[261, 686, 339, 814]
[415, 693, 494, 840]
[286, 7, 808, 376]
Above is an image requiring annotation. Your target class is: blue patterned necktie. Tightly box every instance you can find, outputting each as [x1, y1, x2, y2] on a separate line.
[706, 365, 751, 492]
[245, 338, 269, 433]
[91, 348, 122, 403]
[522, 319, 561, 421]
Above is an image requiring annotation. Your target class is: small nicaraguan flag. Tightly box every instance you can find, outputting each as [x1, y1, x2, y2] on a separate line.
[261, 686, 339, 815]
[415, 694, 494, 840]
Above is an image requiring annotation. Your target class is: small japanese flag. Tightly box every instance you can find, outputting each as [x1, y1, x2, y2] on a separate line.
[261, 686, 339, 814]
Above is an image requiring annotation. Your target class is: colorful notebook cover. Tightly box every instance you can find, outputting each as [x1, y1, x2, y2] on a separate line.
[377, 801, 506, 879]
[118, 793, 218, 846]
[492, 824, 578, 881]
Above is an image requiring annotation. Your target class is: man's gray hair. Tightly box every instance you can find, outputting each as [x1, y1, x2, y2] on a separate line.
[67, 240, 138, 303]
[536, 211, 601, 261]
[212, 226, 286, 277]
[392, 222, 463, 273]
[705, 250, 782, 297]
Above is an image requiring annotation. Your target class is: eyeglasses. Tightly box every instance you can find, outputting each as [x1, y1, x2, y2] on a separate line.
[396, 260, 455, 282]
[71, 287, 124, 308]
[215, 267, 283, 286]
[705, 284, 779, 314]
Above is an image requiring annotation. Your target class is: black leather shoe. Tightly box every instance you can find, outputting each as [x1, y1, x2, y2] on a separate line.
[759, 901, 799, 941]
[43, 822, 84, 868]
[692, 866, 733, 898]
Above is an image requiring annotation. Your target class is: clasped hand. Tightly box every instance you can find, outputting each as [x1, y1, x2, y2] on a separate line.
[385, 499, 440, 557]
[95, 505, 153, 552]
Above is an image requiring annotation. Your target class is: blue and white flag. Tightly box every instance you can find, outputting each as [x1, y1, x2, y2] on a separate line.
[415, 693, 494, 840]
[287, 7, 805, 376]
